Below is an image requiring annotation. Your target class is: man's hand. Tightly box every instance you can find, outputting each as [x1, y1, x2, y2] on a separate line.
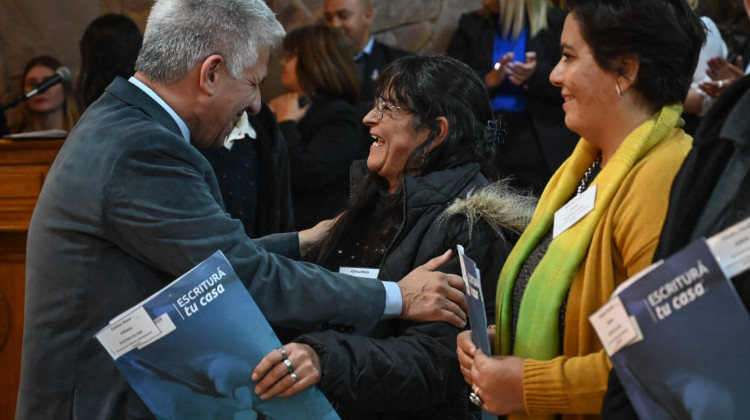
[398, 250, 468, 328]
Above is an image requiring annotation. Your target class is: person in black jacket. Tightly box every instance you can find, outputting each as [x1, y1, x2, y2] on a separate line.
[253, 54, 536, 420]
[269, 24, 365, 230]
[201, 101, 295, 237]
[448, 0, 578, 196]
[602, 74, 750, 419]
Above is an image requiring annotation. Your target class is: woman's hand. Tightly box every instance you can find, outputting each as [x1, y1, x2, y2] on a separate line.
[700, 56, 744, 98]
[485, 52, 514, 88]
[268, 92, 310, 123]
[252, 343, 322, 399]
[507, 51, 537, 86]
[470, 353, 526, 415]
[458, 328, 526, 415]
[457, 325, 497, 385]
[298, 216, 337, 259]
[457, 330, 477, 385]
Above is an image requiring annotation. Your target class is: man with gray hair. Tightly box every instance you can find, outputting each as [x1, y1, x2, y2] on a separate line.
[16, 1, 466, 419]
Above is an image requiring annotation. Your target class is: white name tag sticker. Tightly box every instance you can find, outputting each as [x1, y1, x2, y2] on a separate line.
[553, 185, 597, 238]
[339, 266, 380, 279]
[136, 312, 177, 350]
[589, 296, 642, 356]
[706, 216, 750, 278]
[95, 306, 160, 360]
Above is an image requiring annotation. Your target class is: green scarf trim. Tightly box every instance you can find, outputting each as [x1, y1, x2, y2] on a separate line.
[495, 104, 682, 359]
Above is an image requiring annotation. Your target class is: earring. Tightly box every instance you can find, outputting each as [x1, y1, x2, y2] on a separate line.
[616, 82, 624, 99]
[420, 148, 429, 164]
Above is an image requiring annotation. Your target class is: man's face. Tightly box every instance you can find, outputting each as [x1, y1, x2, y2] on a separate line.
[323, 0, 373, 52]
[194, 47, 268, 149]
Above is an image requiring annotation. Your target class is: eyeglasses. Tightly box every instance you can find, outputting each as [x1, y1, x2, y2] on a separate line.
[373, 97, 412, 120]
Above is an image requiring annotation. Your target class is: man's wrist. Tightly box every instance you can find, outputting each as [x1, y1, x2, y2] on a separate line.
[381, 281, 402, 319]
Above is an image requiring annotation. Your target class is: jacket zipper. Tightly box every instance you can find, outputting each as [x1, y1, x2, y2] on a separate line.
[377, 178, 408, 276]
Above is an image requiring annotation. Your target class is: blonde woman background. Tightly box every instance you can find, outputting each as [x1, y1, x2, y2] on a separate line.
[447, 0, 578, 196]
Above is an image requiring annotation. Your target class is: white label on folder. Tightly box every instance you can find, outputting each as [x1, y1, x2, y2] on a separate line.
[553, 185, 596, 238]
[339, 266, 379, 279]
[95, 306, 160, 360]
[706, 216, 750, 278]
[136, 312, 176, 350]
[589, 296, 641, 356]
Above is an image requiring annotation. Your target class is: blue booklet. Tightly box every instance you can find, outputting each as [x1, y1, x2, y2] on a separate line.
[457, 245, 494, 420]
[591, 234, 750, 419]
[95, 250, 339, 420]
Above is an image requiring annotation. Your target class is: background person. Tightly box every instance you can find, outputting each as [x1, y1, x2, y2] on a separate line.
[682, 0, 728, 134]
[9, 55, 79, 133]
[253, 54, 535, 420]
[269, 24, 365, 230]
[698, 0, 750, 99]
[602, 73, 750, 418]
[456, 0, 704, 418]
[17, 1, 468, 418]
[76, 14, 143, 110]
[323, 0, 410, 121]
[447, 0, 578, 196]
[201, 101, 295, 238]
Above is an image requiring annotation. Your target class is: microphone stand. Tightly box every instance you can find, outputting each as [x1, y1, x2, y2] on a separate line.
[1, 95, 25, 112]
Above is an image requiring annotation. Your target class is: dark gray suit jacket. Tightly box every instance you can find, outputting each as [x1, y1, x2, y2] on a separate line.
[17, 77, 385, 420]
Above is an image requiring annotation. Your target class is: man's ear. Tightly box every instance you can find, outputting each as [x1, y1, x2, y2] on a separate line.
[615, 55, 640, 95]
[199, 54, 225, 95]
[364, 6, 375, 24]
[428, 116, 449, 151]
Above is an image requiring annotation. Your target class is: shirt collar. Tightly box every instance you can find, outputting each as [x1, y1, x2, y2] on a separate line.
[354, 36, 375, 61]
[128, 76, 191, 144]
[223, 111, 257, 150]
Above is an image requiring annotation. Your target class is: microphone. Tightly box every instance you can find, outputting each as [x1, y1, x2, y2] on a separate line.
[24, 66, 71, 99]
[1, 66, 71, 111]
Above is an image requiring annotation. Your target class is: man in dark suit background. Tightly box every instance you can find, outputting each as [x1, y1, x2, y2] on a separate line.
[323, 0, 410, 118]
[16, 0, 467, 419]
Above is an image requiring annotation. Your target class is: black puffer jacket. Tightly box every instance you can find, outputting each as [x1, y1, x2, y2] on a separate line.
[296, 162, 536, 420]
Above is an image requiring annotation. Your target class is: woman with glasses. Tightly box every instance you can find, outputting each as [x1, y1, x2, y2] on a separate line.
[253, 54, 535, 419]
[269, 24, 365, 230]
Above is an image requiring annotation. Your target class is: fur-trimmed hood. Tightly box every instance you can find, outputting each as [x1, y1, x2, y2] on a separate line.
[438, 179, 537, 239]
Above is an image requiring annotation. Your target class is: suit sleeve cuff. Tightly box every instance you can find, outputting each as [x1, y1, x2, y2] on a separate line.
[381, 281, 402, 319]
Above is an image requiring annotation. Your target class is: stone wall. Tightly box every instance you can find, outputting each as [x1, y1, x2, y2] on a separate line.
[261, 0, 483, 98]
[1, 0, 747, 111]
[0, 0, 482, 112]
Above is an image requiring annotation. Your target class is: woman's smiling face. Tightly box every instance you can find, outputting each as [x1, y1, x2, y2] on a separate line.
[363, 95, 428, 192]
[550, 13, 618, 141]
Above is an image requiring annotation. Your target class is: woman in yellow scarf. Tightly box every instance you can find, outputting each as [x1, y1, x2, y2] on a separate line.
[457, 1, 705, 419]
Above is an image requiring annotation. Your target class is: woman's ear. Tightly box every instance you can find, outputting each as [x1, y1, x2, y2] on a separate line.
[199, 54, 225, 95]
[428, 116, 449, 151]
[615, 55, 640, 95]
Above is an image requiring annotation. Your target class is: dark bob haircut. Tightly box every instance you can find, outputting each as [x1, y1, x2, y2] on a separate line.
[375, 53, 498, 179]
[567, 0, 706, 112]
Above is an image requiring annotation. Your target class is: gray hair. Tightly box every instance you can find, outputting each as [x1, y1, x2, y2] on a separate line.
[135, 0, 285, 83]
